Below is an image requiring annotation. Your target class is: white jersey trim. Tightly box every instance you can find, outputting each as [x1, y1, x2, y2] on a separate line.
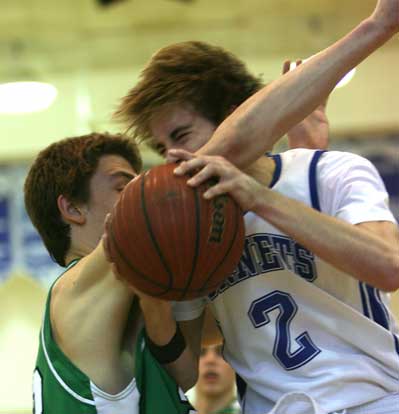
[90, 377, 137, 401]
[40, 326, 96, 406]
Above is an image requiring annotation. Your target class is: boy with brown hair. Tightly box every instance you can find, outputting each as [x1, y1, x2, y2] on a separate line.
[26, 132, 197, 414]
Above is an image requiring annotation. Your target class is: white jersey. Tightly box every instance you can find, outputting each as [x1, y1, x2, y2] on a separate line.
[174, 149, 399, 414]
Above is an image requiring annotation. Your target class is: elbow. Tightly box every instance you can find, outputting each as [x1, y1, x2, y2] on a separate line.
[378, 255, 399, 292]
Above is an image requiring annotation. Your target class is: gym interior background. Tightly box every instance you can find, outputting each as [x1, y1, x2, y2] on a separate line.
[0, 0, 398, 411]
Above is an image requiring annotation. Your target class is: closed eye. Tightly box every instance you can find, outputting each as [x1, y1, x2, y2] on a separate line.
[175, 132, 190, 141]
[170, 126, 191, 143]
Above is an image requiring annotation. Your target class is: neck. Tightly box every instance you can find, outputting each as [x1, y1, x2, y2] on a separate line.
[64, 251, 84, 267]
[243, 156, 275, 186]
[64, 242, 93, 267]
[195, 390, 235, 414]
[65, 227, 99, 265]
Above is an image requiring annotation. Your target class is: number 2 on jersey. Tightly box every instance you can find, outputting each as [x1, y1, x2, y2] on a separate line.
[248, 290, 321, 370]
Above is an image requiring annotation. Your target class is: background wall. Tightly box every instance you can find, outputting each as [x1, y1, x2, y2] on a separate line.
[0, 0, 398, 411]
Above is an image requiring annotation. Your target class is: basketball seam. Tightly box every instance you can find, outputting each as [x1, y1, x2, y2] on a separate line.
[109, 180, 171, 295]
[179, 185, 201, 300]
[111, 204, 221, 294]
[141, 172, 175, 292]
[198, 200, 243, 293]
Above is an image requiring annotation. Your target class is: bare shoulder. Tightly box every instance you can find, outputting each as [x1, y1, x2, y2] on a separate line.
[50, 242, 134, 360]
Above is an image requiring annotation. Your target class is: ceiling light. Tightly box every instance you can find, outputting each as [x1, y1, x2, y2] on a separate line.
[335, 68, 356, 88]
[0, 82, 57, 115]
[289, 59, 356, 89]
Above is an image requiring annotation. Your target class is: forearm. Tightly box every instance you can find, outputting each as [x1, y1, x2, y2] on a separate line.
[197, 17, 395, 168]
[140, 300, 199, 390]
[253, 188, 399, 291]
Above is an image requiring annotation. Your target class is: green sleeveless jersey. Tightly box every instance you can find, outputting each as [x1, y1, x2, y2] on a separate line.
[33, 261, 196, 414]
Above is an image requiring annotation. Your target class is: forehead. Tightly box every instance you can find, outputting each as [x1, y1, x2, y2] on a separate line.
[150, 104, 198, 137]
[93, 154, 137, 179]
[202, 344, 223, 353]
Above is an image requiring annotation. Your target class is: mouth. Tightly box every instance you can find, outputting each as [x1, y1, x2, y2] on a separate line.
[203, 371, 219, 382]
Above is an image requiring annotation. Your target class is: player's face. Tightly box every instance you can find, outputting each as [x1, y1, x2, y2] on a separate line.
[149, 104, 216, 162]
[81, 154, 137, 249]
[196, 344, 236, 398]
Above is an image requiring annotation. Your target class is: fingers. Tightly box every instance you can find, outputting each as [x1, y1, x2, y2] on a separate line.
[168, 148, 195, 162]
[174, 157, 207, 176]
[102, 213, 113, 262]
[203, 180, 232, 199]
[283, 59, 303, 75]
[282, 60, 291, 75]
[172, 153, 243, 201]
[186, 162, 219, 187]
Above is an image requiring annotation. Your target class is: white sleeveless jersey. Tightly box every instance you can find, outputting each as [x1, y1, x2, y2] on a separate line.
[173, 149, 399, 414]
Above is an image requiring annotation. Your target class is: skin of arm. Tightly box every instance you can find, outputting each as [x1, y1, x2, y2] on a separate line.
[51, 241, 137, 393]
[196, 1, 399, 168]
[252, 189, 399, 292]
[170, 151, 399, 292]
[138, 297, 203, 391]
[202, 306, 224, 346]
[102, 225, 202, 391]
[283, 60, 330, 150]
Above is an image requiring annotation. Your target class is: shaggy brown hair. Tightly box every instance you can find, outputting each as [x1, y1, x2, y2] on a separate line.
[114, 41, 263, 151]
[24, 132, 142, 267]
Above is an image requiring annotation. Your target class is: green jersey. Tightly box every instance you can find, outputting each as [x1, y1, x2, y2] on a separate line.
[215, 400, 241, 414]
[33, 262, 196, 414]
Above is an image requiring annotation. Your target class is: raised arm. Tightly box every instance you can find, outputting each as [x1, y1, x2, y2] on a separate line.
[170, 151, 399, 292]
[196, 0, 399, 167]
[283, 60, 330, 150]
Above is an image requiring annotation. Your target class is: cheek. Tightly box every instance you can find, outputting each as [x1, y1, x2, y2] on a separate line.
[185, 132, 213, 152]
[96, 193, 120, 220]
[219, 363, 235, 380]
[198, 125, 217, 148]
[107, 193, 122, 212]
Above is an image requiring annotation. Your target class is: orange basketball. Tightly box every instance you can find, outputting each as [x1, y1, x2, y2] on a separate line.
[106, 163, 245, 301]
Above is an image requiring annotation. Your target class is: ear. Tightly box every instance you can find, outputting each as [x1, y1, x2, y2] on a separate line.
[57, 194, 87, 225]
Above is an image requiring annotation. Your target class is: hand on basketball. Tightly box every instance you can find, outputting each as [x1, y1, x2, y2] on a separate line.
[103, 213, 169, 305]
[171, 149, 266, 212]
[282, 60, 329, 150]
[102, 213, 133, 286]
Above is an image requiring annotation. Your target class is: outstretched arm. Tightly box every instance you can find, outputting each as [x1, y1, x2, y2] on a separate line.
[283, 60, 330, 150]
[196, 0, 399, 167]
[171, 150, 399, 292]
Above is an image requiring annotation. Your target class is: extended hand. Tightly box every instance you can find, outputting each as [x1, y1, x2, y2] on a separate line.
[371, 0, 399, 35]
[171, 149, 266, 213]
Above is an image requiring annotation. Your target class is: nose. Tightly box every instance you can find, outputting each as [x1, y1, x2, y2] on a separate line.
[202, 349, 219, 365]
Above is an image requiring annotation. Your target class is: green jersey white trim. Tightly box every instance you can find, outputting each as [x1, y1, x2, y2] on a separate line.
[40, 321, 96, 406]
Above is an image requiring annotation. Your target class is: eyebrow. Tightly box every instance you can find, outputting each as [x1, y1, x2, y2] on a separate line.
[170, 125, 190, 141]
[109, 171, 136, 181]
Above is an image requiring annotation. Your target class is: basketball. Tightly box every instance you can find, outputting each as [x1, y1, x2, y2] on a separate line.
[106, 163, 245, 301]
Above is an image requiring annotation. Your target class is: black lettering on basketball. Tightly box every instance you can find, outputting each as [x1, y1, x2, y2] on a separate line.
[209, 195, 227, 243]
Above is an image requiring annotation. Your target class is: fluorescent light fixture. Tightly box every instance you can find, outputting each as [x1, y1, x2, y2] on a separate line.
[289, 59, 356, 89]
[335, 68, 356, 88]
[0, 81, 57, 114]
